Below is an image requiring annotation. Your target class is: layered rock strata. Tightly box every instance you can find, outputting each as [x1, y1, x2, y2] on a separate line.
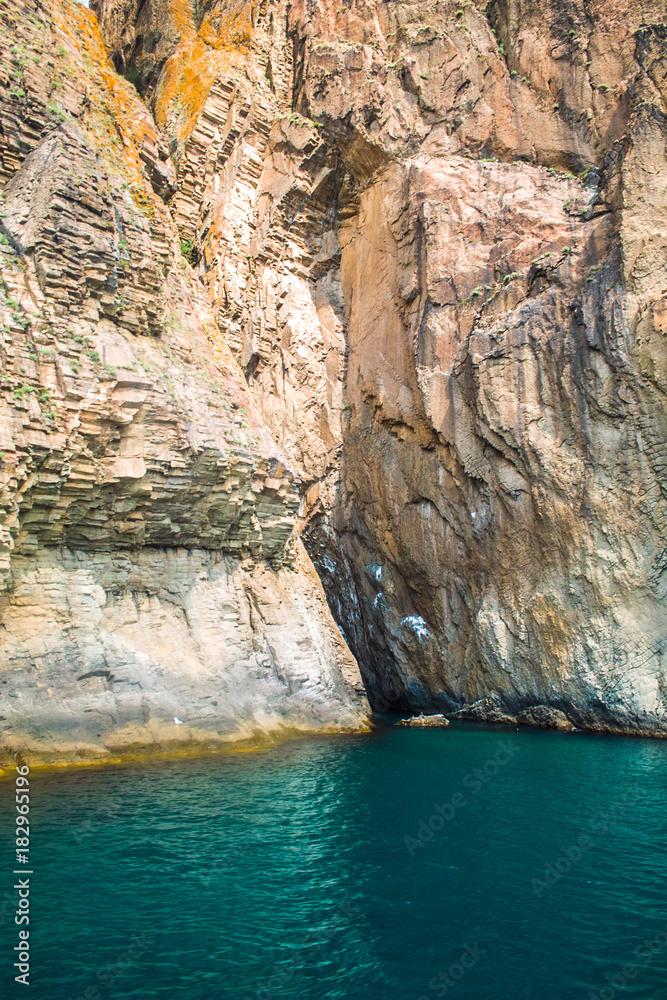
[0, 0, 367, 766]
[1, 0, 666, 749]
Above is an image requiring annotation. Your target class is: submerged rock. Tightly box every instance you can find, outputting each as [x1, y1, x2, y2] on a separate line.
[397, 714, 450, 729]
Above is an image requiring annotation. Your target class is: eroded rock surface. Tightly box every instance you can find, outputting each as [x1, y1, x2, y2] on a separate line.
[1, 0, 666, 749]
[0, 0, 367, 765]
[325, 146, 666, 734]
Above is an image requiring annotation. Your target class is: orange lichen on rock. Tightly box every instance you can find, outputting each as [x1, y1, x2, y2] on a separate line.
[167, 0, 197, 36]
[155, 3, 254, 144]
[53, 0, 160, 198]
[199, 3, 254, 51]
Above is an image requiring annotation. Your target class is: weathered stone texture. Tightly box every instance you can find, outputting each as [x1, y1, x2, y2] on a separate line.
[1, 0, 666, 749]
[0, 0, 367, 764]
[322, 151, 666, 734]
[1, 540, 364, 762]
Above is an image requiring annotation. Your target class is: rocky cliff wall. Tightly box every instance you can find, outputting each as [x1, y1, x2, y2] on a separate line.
[0, 0, 367, 766]
[1, 0, 665, 750]
[300, 0, 667, 735]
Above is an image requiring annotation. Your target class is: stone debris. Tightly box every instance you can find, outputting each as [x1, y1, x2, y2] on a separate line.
[397, 714, 450, 728]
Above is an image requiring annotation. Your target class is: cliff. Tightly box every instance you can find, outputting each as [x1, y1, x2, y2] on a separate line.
[0, 0, 665, 757]
[0, 0, 367, 766]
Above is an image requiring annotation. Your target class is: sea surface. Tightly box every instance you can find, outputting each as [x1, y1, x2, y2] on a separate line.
[2, 722, 667, 1000]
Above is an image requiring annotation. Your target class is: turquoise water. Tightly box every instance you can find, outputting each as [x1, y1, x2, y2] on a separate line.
[2, 723, 667, 1000]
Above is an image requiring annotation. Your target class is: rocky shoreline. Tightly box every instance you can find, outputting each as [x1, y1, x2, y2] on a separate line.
[0, 0, 665, 757]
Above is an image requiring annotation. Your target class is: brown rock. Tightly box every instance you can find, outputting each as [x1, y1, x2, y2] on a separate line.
[1, 0, 665, 758]
[0, 0, 368, 763]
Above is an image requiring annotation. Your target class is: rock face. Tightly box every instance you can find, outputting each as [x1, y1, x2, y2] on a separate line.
[308, 0, 667, 736]
[0, 0, 367, 765]
[1, 0, 665, 751]
[330, 148, 667, 735]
